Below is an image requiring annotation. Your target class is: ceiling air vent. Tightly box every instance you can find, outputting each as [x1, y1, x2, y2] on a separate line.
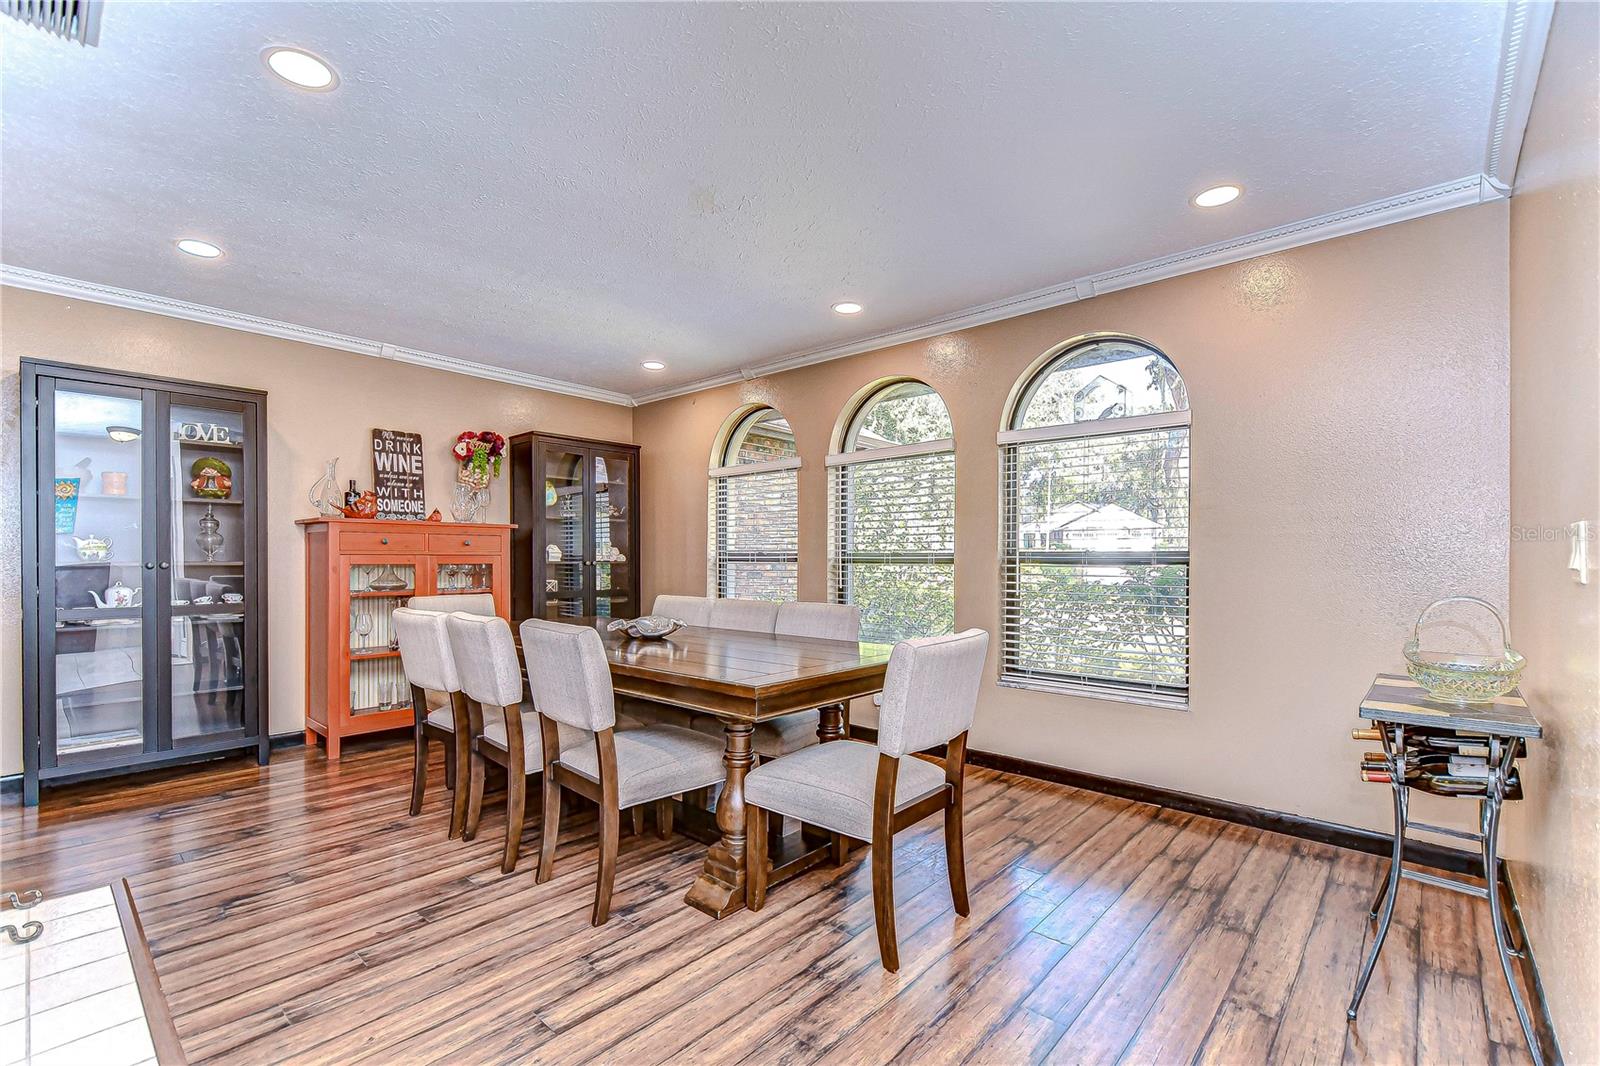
[3, 0, 101, 44]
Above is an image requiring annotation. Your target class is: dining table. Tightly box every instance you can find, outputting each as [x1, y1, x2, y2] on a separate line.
[519, 617, 892, 918]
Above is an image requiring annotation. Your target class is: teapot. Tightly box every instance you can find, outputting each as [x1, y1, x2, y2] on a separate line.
[71, 535, 113, 561]
[89, 580, 141, 609]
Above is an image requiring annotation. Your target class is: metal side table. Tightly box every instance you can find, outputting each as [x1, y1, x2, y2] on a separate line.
[1346, 674, 1543, 1065]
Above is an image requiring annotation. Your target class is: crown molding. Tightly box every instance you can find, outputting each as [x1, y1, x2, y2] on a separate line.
[1485, 0, 1554, 188]
[0, 266, 636, 408]
[633, 173, 1504, 405]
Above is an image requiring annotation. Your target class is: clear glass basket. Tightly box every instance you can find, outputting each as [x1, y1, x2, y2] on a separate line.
[1403, 596, 1525, 704]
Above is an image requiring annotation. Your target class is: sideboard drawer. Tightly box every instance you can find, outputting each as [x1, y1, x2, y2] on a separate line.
[429, 532, 502, 555]
[343, 531, 426, 553]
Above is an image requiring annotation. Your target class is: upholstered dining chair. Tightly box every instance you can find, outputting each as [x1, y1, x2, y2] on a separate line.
[406, 592, 496, 616]
[650, 593, 712, 627]
[445, 611, 550, 874]
[391, 607, 470, 837]
[520, 617, 727, 925]
[743, 628, 990, 972]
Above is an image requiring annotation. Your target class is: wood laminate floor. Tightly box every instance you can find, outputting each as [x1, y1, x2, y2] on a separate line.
[2, 742, 1536, 1065]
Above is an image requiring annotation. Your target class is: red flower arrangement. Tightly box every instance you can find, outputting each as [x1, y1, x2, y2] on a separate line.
[453, 430, 507, 486]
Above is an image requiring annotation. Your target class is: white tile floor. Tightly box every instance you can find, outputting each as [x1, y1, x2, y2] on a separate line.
[2, 887, 158, 1066]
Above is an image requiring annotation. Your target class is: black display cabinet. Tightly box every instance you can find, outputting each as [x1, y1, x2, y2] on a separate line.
[20, 360, 269, 805]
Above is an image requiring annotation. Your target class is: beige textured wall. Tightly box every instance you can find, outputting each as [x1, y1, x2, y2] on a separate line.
[0, 288, 632, 776]
[636, 203, 1512, 838]
[1504, 3, 1600, 1062]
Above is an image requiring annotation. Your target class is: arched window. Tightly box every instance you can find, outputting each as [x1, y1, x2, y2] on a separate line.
[828, 380, 955, 643]
[999, 336, 1191, 705]
[709, 405, 799, 600]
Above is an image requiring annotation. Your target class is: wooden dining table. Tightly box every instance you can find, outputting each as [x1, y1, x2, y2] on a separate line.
[520, 617, 892, 918]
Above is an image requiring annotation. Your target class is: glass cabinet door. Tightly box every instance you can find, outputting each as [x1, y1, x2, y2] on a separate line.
[539, 443, 588, 618]
[164, 395, 253, 743]
[43, 381, 153, 765]
[346, 559, 418, 716]
[592, 449, 633, 619]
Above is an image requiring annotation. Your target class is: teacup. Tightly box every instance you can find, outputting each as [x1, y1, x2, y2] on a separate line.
[193, 595, 216, 605]
[222, 593, 244, 604]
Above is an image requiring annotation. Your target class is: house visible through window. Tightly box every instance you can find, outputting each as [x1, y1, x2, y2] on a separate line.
[999, 337, 1191, 705]
[709, 406, 799, 601]
[829, 380, 955, 644]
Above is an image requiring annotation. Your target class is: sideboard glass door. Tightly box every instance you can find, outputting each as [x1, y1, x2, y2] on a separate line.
[164, 394, 256, 744]
[42, 380, 155, 767]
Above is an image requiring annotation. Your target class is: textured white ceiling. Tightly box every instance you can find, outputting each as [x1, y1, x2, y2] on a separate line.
[2, 2, 1509, 398]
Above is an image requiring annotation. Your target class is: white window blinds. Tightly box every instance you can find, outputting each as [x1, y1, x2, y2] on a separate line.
[712, 462, 798, 601]
[828, 443, 955, 644]
[1000, 423, 1190, 705]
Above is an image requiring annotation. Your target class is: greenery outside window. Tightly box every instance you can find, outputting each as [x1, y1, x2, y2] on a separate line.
[829, 380, 955, 644]
[999, 337, 1191, 706]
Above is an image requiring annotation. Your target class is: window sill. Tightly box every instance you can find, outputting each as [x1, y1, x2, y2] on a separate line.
[997, 675, 1189, 711]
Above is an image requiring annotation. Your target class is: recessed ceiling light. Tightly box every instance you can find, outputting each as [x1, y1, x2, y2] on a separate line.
[263, 47, 338, 91]
[176, 239, 223, 259]
[1193, 184, 1242, 208]
[641, 360, 666, 372]
[832, 301, 863, 315]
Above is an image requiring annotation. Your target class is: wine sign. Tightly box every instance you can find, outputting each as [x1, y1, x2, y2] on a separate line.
[371, 429, 425, 520]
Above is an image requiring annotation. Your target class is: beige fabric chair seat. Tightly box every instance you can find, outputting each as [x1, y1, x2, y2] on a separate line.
[689, 711, 819, 758]
[558, 724, 727, 808]
[743, 739, 947, 841]
[477, 706, 594, 762]
[424, 705, 455, 731]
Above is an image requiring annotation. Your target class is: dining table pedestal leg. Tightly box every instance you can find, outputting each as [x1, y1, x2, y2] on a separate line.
[685, 721, 755, 918]
[817, 703, 845, 744]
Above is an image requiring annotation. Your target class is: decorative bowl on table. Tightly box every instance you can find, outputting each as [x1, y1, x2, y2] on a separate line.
[1403, 596, 1525, 704]
[606, 615, 685, 640]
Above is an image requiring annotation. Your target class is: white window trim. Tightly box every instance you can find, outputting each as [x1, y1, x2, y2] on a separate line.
[997, 408, 1189, 447]
[825, 437, 954, 467]
[708, 455, 803, 479]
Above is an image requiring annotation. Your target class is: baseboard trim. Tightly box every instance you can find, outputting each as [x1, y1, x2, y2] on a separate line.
[847, 725, 1482, 877]
[1, 731, 307, 795]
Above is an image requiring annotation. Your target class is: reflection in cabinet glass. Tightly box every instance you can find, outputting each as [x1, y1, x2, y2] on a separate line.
[21, 359, 268, 806]
[510, 432, 640, 623]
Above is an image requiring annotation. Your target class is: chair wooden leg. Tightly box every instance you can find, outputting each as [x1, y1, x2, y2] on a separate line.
[536, 776, 561, 883]
[594, 797, 619, 926]
[746, 805, 769, 911]
[872, 753, 901, 972]
[448, 731, 470, 839]
[443, 740, 457, 790]
[630, 805, 646, 837]
[831, 832, 850, 866]
[463, 751, 486, 842]
[944, 795, 970, 916]
[502, 774, 526, 874]
[871, 835, 898, 972]
[656, 798, 674, 840]
[409, 728, 427, 817]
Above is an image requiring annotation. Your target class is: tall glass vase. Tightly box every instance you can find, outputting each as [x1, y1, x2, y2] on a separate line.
[450, 482, 488, 523]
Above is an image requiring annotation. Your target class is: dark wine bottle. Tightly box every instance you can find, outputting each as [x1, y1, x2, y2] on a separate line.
[345, 479, 358, 509]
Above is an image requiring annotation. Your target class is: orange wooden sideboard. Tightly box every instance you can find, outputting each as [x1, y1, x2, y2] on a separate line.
[298, 518, 512, 759]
